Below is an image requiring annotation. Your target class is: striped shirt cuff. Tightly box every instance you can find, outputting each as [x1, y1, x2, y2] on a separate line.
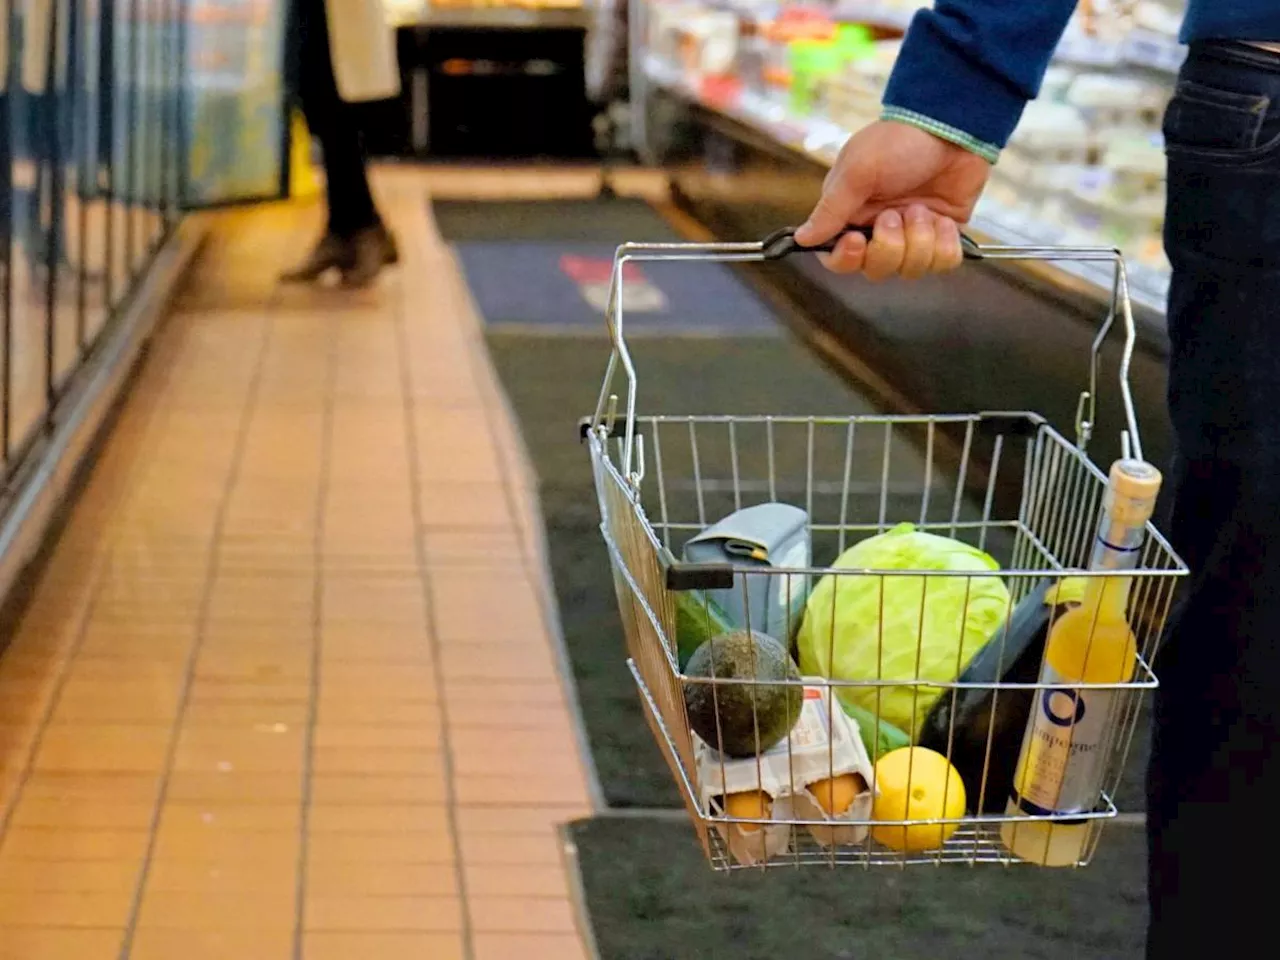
[880, 106, 1000, 165]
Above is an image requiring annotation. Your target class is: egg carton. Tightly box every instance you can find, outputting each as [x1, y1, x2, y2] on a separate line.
[694, 681, 877, 866]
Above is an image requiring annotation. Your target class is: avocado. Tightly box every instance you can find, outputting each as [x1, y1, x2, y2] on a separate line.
[683, 630, 803, 758]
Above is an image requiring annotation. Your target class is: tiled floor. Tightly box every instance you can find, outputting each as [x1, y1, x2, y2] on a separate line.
[0, 167, 612, 959]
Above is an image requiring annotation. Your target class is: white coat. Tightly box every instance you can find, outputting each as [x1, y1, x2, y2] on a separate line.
[325, 0, 402, 103]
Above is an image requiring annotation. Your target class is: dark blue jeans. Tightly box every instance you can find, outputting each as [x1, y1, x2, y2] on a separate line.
[1153, 39, 1280, 958]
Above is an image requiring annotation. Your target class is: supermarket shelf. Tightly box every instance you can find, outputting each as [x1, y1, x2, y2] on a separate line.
[1056, 26, 1185, 76]
[724, 0, 915, 30]
[387, 2, 588, 29]
[831, 1, 915, 30]
[681, 0, 914, 30]
[642, 54, 1169, 316]
[658, 1, 1183, 72]
[968, 200, 1169, 317]
[644, 55, 843, 164]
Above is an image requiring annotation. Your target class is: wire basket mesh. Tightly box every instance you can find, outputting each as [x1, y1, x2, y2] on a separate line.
[583, 231, 1188, 871]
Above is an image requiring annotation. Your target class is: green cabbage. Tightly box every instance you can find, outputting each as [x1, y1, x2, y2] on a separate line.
[797, 523, 1010, 740]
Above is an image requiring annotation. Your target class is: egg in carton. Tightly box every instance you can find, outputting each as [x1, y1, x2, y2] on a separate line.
[694, 681, 877, 865]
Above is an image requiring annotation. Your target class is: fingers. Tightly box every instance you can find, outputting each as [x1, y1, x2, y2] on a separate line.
[932, 216, 965, 273]
[900, 205, 936, 280]
[862, 209, 905, 281]
[819, 229, 868, 274]
[824, 206, 964, 281]
[795, 146, 872, 246]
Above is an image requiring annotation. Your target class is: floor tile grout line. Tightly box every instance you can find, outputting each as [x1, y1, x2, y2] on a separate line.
[291, 274, 339, 960]
[432, 225, 606, 816]
[115, 297, 277, 960]
[0, 360, 190, 844]
[392, 243, 476, 960]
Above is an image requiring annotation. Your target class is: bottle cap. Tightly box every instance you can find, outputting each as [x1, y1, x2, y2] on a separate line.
[1107, 459, 1162, 526]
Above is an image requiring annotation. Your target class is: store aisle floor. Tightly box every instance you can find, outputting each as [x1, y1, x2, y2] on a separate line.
[0, 168, 604, 960]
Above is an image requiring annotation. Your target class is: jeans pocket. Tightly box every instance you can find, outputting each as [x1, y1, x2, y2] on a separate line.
[1163, 80, 1273, 159]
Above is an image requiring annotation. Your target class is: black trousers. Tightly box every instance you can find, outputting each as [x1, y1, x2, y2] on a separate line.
[290, 0, 380, 237]
[1149, 39, 1280, 957]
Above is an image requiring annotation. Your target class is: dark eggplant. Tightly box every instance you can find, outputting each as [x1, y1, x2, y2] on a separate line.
[917, 580, 1063, 813]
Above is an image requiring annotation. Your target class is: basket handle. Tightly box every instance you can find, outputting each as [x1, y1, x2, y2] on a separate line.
[759, 225, 985, 261]
[586, 227, 1144, 487]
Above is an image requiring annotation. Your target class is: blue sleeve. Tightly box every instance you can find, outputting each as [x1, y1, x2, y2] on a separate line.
[881, 1, 1079, 159]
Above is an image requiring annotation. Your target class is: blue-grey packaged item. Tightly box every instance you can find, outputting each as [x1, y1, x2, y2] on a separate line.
[682, 503, 811, 643]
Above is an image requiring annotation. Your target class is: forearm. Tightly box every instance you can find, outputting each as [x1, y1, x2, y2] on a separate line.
[882, 0, 1079, 162]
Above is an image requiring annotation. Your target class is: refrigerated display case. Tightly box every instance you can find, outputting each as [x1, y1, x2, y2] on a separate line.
[183, 0, 289, 205]
[634, 0, 1181, 310]
[628, 0, 1183, 480]
[0, 0, 287, 632]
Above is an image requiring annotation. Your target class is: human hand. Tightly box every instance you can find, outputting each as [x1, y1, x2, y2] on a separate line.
[794, 120, 992, 279]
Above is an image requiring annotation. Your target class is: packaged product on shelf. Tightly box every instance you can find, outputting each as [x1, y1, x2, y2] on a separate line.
[823, 39, 899, 130]
[1065, 72, 1169, 129]
[1134, 0, 1183, 37]
[830, 0, 925, 27]
[997, 101, 1095, 210]
[1102, 133, 1165, 205]
[788, 38, 844, 115]
[647, 2, 689, 62]
[676, 9, 742, 76]
[1083, 134, 1164, 263]
[1038, 64, 1078, 103]
[1007, 100, 1093, 163]
[981, 173, 1034, 228]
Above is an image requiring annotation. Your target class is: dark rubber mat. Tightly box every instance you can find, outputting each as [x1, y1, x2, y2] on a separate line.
[569, 816, 1147, 960]
[452, 240, 782, 335]
[434, 197, 781, 335]
[487, 333, 920, 808]
[430, 196, 683, 244]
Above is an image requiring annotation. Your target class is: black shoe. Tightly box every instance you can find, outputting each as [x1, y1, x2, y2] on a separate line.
[341, 225, 399, 289]
[280, 233, 356, 283]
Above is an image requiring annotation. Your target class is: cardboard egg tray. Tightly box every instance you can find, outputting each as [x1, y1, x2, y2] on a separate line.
[694, 681, 877, 866]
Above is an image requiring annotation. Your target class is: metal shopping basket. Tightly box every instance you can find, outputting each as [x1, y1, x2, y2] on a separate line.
[581, 227, 1187, 871]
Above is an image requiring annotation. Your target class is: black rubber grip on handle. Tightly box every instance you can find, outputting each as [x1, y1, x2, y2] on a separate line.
[761, 225, 983, 261]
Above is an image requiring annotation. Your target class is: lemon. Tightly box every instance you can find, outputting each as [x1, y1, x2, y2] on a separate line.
[871, 746, 966, 853]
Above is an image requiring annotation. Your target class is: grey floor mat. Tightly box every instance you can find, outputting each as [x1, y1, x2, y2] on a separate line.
[487, 332, 961, 808]
[569, 816, 1146, 960]
[430, 196, 683, 243]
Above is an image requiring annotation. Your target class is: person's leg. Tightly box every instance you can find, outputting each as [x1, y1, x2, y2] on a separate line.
[284, 0, 395, 283]
[1149, 39, 1280, 958]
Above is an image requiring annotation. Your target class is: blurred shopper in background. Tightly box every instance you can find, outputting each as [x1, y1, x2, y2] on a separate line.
[282, 0, 401, 287]
[797, 3, 1280, 958]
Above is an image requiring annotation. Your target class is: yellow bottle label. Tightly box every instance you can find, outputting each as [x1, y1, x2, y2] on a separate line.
[1010, 665, 1115, 817]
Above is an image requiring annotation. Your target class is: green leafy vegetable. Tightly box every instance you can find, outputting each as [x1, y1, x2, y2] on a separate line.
[673, 588, 736, 670]
[797, 523, 1011, 740]
[838, 699, 911, 764]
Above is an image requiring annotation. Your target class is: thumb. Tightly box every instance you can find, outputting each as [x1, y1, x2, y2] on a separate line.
[795, 151, 873, 245]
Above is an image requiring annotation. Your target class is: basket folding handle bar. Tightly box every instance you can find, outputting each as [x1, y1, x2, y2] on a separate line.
[587, 226, 1143, 489]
